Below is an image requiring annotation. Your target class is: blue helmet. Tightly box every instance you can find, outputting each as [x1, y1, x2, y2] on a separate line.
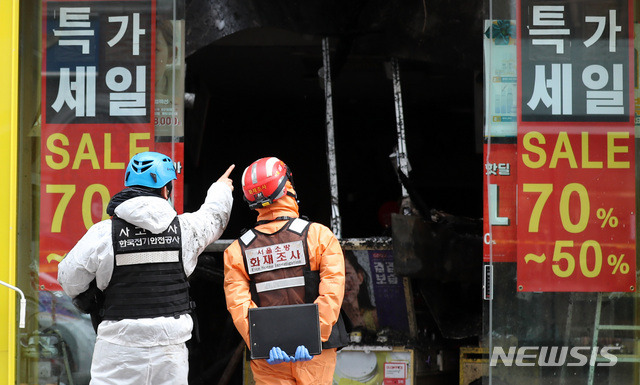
[124, 151, 177, 188]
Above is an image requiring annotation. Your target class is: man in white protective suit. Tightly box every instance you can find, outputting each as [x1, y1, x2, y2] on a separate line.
[57, 151, 234, 385]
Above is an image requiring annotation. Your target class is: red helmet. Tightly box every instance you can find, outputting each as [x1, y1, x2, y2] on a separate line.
[241, 157, 293, 209]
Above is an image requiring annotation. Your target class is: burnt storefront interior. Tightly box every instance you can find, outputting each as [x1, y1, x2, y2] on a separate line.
[181, 0, 486, 384]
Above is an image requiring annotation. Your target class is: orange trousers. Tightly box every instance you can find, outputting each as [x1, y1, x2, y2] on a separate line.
[250, 348, 337, 385]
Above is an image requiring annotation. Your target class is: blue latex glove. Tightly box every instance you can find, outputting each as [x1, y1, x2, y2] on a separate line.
[292, 345, 312, 362]
[266, 347, 291, 365]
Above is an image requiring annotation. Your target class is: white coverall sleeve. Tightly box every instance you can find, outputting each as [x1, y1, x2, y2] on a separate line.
[57, 219, 114, 296]
[179, 181, 233, 276]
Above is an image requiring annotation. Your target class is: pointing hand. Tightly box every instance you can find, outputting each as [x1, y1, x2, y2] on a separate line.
[217, 164, 235, 191]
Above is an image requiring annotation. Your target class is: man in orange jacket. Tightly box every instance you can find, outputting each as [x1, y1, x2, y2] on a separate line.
[224, 157, 348, 385]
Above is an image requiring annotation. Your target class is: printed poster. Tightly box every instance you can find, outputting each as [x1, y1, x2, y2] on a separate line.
[483, 142, 517, 262]
[516, 0, 636, 292]
[40, 0, 185, 290]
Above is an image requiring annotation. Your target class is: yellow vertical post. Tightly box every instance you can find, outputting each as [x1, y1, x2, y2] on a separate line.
[0, 0, 20, 384]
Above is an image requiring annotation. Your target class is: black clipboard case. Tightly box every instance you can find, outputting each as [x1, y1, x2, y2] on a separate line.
[248, 303, 322, 360]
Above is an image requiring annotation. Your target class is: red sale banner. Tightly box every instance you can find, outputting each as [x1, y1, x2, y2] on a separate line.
[516, 126, 636, 291]
[516, 0, 636, 292]
[483, 142, 517, 262]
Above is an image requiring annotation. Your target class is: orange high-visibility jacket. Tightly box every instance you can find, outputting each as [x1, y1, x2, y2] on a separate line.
[223, 191, 345, 348]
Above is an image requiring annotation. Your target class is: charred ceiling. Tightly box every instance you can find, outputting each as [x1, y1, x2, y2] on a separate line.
[182, 0, 485, 237]
[185, 0, 484, 68]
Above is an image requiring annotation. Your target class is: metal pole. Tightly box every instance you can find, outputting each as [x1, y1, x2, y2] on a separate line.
[322, 37, 342, 238]
[390, 58, 410, 213]
[587, 293, 603, 385]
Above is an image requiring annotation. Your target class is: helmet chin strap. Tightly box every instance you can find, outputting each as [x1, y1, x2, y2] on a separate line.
[284, 166, 298, 203]
[251, 173, 292, 209]
[286, 191, 297, 200]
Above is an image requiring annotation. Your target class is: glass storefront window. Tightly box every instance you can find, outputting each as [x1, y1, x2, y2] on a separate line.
[10, 0, 640, 384]
[16, 1, 184, 384]
[483, 0, 639, 384]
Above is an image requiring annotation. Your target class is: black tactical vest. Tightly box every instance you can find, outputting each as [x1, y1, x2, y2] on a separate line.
[102, 216, 193, 320]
